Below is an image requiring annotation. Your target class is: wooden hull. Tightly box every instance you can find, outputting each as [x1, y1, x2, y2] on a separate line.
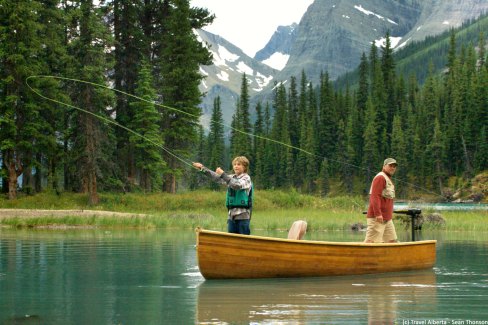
[196, 228, 436, 279]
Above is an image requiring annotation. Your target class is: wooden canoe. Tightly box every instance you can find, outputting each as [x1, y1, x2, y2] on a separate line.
[195, 228, 436, 280]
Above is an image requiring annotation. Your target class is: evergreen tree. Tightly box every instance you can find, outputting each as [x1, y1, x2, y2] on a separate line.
[473, 126, 488, 172]
[189, 125, 206, 190]
[206, 96, 225, 189]
[229, 107, 239, 159]
[128, 60, 165, 192]
[269, 83, 290, 188]
[426, 118, 446, 195]
[344, 107, 356, 193]
[113, 0, 146, 187]
[31, 0, 71, 194]
[231, 73, 252, 161]
[381, 31, 397, 140]
[304, 82, 319, 192]
[69, 0, 115, 204]
[390, 115, 408, 197]
[288, 76, 299, 148]
[369, 41, 388, 158]
[318, 72, 337, 172]
[353, 52, 369, 166]
[318, 159, 330, 197]
[253, 102, 266, 187]
[260, 102, 273, 189]
[156, 0, 213, 193]
[362, 98, 379, 193]
[0, 0, 43, 199]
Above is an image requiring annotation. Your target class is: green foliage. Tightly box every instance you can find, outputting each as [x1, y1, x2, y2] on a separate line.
[226, 30, 487, 199]
[128, 60, 165, 191]
[0, 1, 486, 204]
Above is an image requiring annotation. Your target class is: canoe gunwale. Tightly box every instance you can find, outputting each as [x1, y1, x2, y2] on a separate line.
[195, 227, 437, 247]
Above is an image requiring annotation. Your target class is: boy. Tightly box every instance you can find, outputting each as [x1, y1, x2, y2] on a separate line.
[192, 156, 253, 235]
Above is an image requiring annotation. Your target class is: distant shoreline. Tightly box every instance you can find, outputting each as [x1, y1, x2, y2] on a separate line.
[0, 209, 147, 218]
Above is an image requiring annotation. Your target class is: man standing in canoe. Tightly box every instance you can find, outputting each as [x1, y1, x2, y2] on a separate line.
[192, 156, 253, 235]
[364, 158, 399, 243]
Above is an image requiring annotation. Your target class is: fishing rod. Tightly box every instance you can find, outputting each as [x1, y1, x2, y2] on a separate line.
[25, 75, 446, 200]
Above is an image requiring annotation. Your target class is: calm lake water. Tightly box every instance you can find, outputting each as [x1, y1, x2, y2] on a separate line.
[1, 228, 487, 325]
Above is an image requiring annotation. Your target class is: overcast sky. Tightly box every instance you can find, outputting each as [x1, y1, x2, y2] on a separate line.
[190, 0, 314, 57]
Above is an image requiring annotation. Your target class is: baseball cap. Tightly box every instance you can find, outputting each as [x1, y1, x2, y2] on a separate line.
[383, 158, 398, 166]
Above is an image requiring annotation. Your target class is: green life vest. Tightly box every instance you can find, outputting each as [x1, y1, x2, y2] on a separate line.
[226, 185, 253, 209]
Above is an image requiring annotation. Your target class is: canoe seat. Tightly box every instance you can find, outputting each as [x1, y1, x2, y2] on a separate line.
[288, 220, 307, 240]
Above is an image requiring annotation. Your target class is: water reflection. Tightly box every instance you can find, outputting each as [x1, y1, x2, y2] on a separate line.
[196, 270, 437, 324]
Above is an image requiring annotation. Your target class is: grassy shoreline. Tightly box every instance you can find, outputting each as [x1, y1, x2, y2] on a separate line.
[1, 191, 487, 231]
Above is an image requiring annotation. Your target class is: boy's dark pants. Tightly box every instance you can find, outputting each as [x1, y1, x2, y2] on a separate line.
[227, 219, 250, 235]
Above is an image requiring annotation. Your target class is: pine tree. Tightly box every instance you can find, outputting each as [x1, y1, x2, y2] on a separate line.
[318, 71, 337, 172]
[206, 96, 225, 189]
[189, 125, 206, 190]
[113, 0, 145, 186]
[318, 159, 330, 197]
[269, 83, 290, 188]
[369, 41, 388, 158]
[229, 108, 239, 159]
[260, 102, 273, 189]
[381, 31, 397, 141]
[31, 0, 71, 194]
[0, 0, 43, 199]
[390, 115, 408, 197]
[426, 118, 446, 195]
[156, 0, 213, 193]
[353, 52, 369, 166]
[304, 82, 319, 193]
[69, 0, 115, 204]
[129, 60, 165, 192]
[362, 98, 379, 193]
[231, 73, 252, 161]
[253, 102, 266, 187]
[473, 126, 488, 172]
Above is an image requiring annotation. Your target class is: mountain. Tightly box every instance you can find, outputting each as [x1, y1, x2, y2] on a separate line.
[254, 23, 298, 71]
[195, 29, 276, 128]
[196, 0, 488, 125]
[276, 0, 488, 87]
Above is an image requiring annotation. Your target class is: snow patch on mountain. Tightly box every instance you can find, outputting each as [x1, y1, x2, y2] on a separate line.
[253, 72, 274, 92]
[213, 44, 239, 66]
[262, 52, 290, 70]
[236, 61, 254, 75]
[354, 4, 398, 25]
[374, 36, 403, 49]
[217, 70, 229, 81]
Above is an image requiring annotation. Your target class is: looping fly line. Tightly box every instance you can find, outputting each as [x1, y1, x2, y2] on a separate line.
[26, 75, 193, 168]
[25, 75, 444, 199]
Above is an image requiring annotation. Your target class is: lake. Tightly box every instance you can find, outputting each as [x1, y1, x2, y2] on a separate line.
[1, 228, 487, 324]
[394, 202, 488, 211]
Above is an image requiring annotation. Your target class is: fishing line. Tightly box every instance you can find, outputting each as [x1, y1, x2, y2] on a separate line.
[25, 75, 192, 168]
[26, 75, 445, 199]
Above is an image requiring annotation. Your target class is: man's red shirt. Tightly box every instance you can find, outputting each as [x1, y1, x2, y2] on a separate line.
[367, 173, 394, 221]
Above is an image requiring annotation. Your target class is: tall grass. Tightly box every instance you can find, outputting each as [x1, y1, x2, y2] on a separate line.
[1, 191, 487, 231]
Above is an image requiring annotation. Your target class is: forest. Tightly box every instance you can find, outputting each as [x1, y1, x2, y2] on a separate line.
[1, 0, 487, 203]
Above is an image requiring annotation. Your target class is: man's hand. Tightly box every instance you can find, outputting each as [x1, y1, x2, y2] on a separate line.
[375, 216, 384, 223]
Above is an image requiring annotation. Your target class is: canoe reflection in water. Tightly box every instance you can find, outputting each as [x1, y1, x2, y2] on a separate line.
[196, 270, 437, 324]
